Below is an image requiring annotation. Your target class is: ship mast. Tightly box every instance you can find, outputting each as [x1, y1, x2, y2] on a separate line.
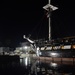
[49, 0, 51, 41]
[43, 0, 58, 41]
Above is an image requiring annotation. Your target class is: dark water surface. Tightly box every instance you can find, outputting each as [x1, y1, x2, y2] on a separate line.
[0, 57, 75, 75]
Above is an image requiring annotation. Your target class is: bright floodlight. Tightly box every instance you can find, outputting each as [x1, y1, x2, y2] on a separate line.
[43, 4, 58, 11]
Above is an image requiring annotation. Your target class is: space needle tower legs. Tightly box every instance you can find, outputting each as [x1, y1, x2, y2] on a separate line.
[43, 0, 58, 41]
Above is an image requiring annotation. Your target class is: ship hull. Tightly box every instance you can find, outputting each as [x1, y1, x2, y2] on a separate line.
[38, 49, 75, 62]
[40, 49, 75, 57]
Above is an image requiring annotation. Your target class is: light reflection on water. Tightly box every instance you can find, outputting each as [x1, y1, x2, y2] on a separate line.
[0, 57, 75, 75]
[20, 57, 75, 75]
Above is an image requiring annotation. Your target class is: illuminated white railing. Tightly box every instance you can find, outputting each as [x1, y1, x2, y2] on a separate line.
[40, 45, 73, 50]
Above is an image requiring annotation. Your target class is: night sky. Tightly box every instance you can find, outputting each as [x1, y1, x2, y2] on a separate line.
[0, 0, 75, 47]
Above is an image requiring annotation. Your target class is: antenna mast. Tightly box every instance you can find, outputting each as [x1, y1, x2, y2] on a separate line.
[43, 0, 58, 41]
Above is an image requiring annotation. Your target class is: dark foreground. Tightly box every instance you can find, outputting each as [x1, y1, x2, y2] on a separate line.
[0, 56, 75, 75]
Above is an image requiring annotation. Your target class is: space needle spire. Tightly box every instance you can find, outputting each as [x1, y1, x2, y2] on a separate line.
[43, 0, 58, 41]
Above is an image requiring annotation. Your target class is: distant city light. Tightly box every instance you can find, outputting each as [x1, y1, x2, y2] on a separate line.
[37, 47, 39, 50]
[23, 46, 28, 50]
[20, 47, 22, 50]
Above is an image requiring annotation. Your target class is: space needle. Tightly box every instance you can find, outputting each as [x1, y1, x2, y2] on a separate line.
[43, 0, 58, 41]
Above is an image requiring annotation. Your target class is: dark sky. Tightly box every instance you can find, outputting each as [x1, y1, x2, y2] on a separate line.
[0, 0, 75, 47]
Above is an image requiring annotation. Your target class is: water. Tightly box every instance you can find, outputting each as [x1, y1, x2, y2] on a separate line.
[0, 57, 75, 75]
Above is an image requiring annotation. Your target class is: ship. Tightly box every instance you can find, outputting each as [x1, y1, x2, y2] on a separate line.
[34, 0, 75, 61]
